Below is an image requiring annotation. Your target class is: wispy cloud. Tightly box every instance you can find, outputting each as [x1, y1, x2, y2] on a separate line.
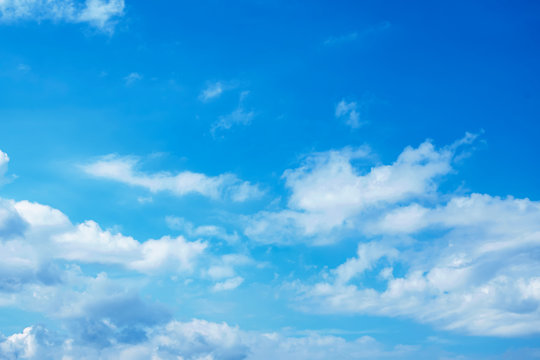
[124, 72, 142, 86]
[0, 0, 125, 33]
[212, 276, 244, 291]
[211, 91, 254, 135]
[81, 154, 263, 202]
[199, 81, 230, 102]
[323, 31, 358, 46]
[335, 95, 378, 129]
[323, 21, 391, 46]
[166, 216, 240, 243]
[0, 150, 9, 180]
[335, 99, 361, 128]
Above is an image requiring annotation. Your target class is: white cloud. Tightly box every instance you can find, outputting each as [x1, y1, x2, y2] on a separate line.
[212, 276, 244, 291]
[0, 0, 125, 32]
[286, 149, 540, 336]
[0, 198, 207, 276]
[81, 155, 263, 202]
[0, 150, 9, 183]
[166, 216, 240, 243]
[211, 91, 254, 135]
[245, 136, 470, 244]
[199, 81, 224, 102]
[0, 319, 420, 360]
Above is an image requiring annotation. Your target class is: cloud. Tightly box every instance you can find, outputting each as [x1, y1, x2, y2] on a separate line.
[267, 134, 540, 336]
[0, 319, 420, 360]
[56, 221, 207, 273]
[199, 81, 226, 102]
[211, 91, 254, 135]
[0, 198, 207, 277]
[212, 276, 244, 291]
[124, 72, 142, 86]
[0, 0, 125, 33]
[0, 150, 9, 182]
[166, 216, 240, 243]
[245, 135, 476, 244]
[335, 99, 362, 128]
[335, 96, 378, 129]
[81, 154, 263, 202]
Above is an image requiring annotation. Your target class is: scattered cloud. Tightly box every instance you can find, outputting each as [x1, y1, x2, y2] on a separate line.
[0, 0, 125, 33]
[238, 132, 540, 337]
[81, 154, 263, 202]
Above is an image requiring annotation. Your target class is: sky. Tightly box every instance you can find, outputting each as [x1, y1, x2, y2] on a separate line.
[0, 0, 540, 359]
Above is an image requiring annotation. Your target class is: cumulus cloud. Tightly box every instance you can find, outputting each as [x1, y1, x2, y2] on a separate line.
[0, 319, 419, 360]
[81, 154, 263, 202]
[0, 198, 207, 277]
[0, 0, 125, 32]
[245, 135, 475, 244]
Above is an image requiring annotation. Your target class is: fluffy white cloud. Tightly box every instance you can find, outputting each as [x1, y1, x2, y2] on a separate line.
[0, 198, 207, 277]
[245, 135, 476, 244]
[0, 0, 125, 32]
[81, 155, 263, 202]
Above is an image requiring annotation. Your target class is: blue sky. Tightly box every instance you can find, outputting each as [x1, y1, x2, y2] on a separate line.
[0, 0, 540, 358]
